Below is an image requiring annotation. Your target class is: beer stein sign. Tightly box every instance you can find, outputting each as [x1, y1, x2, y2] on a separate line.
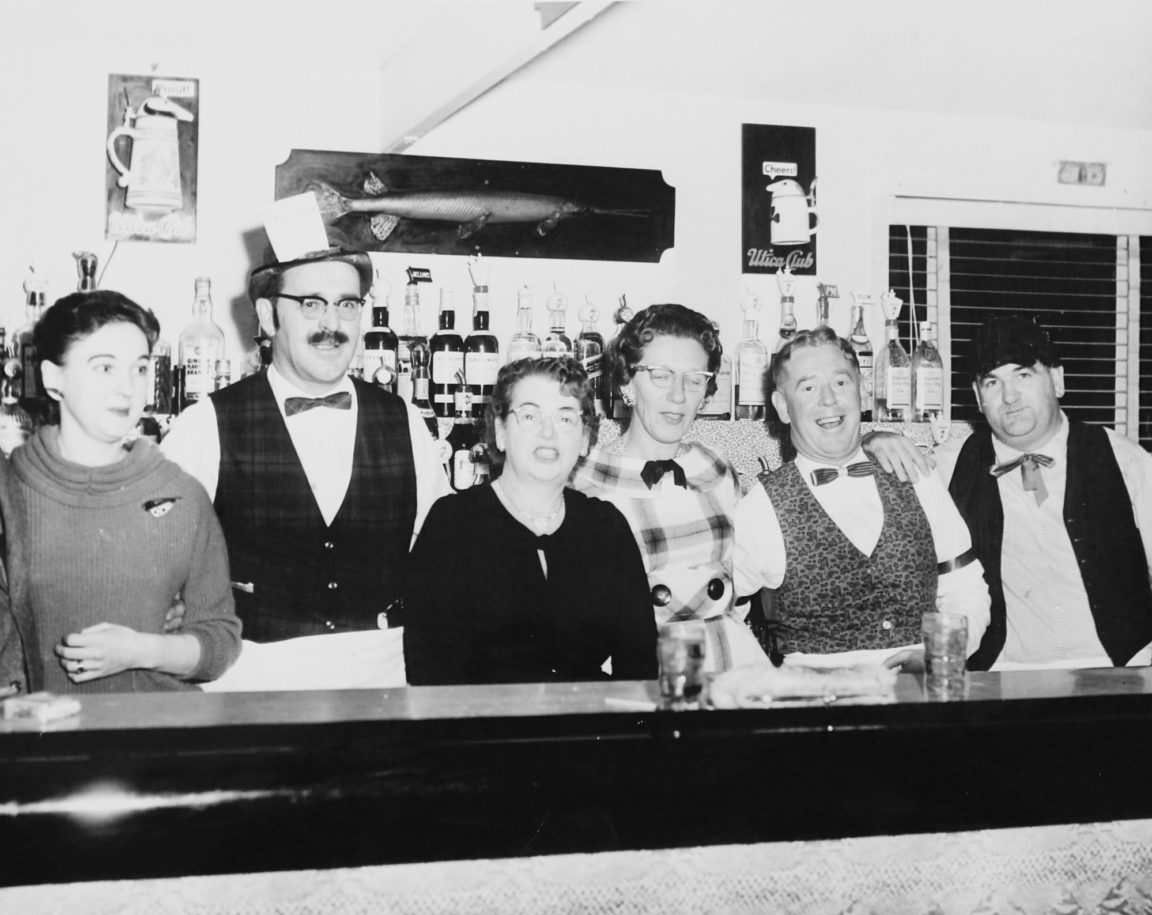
[741, 124, 817, 275]
[105, 74, 199, 243]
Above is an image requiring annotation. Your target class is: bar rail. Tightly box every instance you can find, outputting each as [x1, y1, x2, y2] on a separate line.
[3, 667, 1152, 887]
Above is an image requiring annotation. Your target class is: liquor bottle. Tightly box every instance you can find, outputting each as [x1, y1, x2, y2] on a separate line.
[609, 294, 634, 420]
[363, 275, 399, 393]
[17, 269, 47, 406]
[429, 288, 464, 418]
[465, 256, 499, 419]
[734, 289, 769, 421]
[214, 358, 233, 391]
[816, 282, 839, 328]
[397, 275, 428, 403]
[873, 291, 911, 423]
[446, 403, 480, 492]
[0, 379, 32, 457]
[73, 251, 98, 292]
[506, 285, 542, 363]
[697, 320, 732, 421]
[775, 278, 797, 354]
[573, 297, 606, 414]
[146, 331, 173, 415]
[541, 286, 572, 356]
[242, 335, 272, 377]
[912, 320, 945, 422]
[848, 295, 874, 423]
[178, 276, 225, 406]
[410, 344, 439, 439]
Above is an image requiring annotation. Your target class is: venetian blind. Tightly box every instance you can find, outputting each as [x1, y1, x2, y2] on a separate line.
[1139, 236, 1152, 449]
[889, 225, 1126, 430]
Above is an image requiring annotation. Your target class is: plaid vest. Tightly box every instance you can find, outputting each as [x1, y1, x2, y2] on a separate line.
[212, 374, 416, 641]
[950, 422, 1152, 669]
[759, 462, 937, 654]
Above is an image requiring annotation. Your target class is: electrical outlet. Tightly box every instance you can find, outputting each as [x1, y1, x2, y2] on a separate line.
[1083, 163, 1107, 186]
[1058, 161, 1083, 184]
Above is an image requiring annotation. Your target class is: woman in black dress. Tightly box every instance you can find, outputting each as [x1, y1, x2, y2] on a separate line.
[403, 356, 656, 685]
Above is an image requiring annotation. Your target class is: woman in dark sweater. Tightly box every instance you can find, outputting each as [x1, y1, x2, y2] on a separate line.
[11, 290, 240, 694]
[404, 356, 656, 685]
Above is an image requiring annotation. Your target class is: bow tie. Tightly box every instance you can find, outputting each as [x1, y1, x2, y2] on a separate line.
[640, 459, 687, 489]
[990, 453, 1054, 505]
[284, 391, 353, 416]
[810, 461, 876, 486]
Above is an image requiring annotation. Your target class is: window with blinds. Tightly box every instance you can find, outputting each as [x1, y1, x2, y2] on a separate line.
[889, 225, 1135, 437]
[1140, 236, 1152, 450]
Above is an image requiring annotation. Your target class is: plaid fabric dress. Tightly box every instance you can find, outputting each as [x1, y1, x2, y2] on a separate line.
[571, 441, 767, 672]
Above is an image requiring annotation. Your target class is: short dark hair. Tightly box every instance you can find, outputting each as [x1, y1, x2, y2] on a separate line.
[769, 325, 859, 393]
[483, 356, 599, 478]
[35, 290, 161, 366]
[608, 303, 723, 398]
[971, 314, 1060, 382]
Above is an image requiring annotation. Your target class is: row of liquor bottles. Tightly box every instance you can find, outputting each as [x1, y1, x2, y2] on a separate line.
[12, 259, 946, 434]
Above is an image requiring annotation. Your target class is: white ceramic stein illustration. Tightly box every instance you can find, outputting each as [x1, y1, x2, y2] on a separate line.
[766, 177, 818, 246]
[106, 96, 193, 213]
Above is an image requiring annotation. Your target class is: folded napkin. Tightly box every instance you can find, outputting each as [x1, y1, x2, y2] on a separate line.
[709, 661, 898, 709]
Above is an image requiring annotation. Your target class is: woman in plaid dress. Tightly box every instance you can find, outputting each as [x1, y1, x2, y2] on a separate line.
[570, 304, 766, 672]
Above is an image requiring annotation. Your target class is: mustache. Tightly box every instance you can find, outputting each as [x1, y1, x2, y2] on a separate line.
[307, 330, 351, 346]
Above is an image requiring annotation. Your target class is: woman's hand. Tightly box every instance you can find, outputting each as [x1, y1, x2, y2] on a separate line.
[55, 623, 146, 683]
[883, 647, 926, 672]
[861, 431, 936, 483]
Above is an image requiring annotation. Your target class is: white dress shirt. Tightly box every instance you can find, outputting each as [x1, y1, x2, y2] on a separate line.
[934, 413, 1152, 669]
[733, 447, 991, 662]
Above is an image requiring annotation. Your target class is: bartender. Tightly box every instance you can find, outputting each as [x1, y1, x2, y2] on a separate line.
[162, 244, 449, 689]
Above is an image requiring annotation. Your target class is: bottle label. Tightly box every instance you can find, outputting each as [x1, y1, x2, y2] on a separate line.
[856, 354, 874, 405]
[20, 344, 39, 399]
[431, 350, 464, 385]
[414, 377, 430, 401]
[915, 369, 944, 411]
[184, 358, 216, 399]
[465, 351, 500, 385]
[886, 366, 911, 410]
[452, 449, 476, 490]
[580, 353, 602, 381]
[737, 351, 768, 405]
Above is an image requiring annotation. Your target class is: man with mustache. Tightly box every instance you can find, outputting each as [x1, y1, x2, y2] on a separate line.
[162, 248, 449, 688]
[733, 326, 990, 666]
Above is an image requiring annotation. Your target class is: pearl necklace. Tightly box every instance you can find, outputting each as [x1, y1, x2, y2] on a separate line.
[494, 480, 566, 534]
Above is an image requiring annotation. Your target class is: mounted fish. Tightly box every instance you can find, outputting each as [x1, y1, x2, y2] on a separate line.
[276, 149, 675, 263]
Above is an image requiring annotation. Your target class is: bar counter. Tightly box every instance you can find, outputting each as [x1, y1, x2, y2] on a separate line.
[4, 667, 1152, 893]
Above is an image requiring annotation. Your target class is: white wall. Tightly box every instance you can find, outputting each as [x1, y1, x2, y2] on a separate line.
[3, 1, 1151, 370]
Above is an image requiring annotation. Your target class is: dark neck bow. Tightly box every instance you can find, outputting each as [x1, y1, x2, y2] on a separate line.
[810, 460, 875, 486]
[284, 390, 353, 417]
[990, 452, 1055, 503]
[640, 459, 687, 489]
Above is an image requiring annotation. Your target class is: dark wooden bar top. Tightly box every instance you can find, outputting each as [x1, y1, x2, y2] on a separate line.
[4, 668, 1152, 887]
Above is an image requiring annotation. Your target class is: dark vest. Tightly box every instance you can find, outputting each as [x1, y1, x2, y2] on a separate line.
[759, 462, 937, 654]
[950, 422, 1152, 669]
[212, 374, 417, 642]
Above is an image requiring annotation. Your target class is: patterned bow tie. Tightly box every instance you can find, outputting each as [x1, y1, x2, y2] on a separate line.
[810, 461, 876, 486]
[640, 459, 687, 489]
[990, 453, 1054, 505]
[284, 391, 353, 417]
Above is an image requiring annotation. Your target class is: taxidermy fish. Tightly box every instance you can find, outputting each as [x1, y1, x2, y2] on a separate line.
[308, 172, 648, 242]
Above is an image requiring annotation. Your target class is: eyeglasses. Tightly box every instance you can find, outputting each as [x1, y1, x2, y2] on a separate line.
[506, 405, 584, 434]
[275, 293, 364, 320]
[632, 364, 714, 393]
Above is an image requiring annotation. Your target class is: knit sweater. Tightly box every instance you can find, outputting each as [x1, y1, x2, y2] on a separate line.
[12, 427, 241, 694]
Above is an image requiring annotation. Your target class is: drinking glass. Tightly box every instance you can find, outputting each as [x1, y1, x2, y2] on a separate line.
[657, 621, 707, 710]
[922, 612, 968, 701]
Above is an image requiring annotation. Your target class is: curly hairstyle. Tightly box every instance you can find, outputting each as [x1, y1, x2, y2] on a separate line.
[35, 290, 161, 366]
[607, 303, 723, 398]
[483, 356, 599, 479]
